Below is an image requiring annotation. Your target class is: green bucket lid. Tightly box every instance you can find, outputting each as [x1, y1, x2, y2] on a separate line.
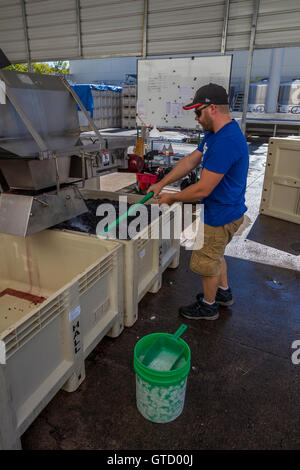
[142, 324, 187, 371]
[134, 326, 191, 386]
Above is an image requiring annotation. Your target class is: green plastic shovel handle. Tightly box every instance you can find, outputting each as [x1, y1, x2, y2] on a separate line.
[173, 324, 187, 340]
[100, 191, 154, 236]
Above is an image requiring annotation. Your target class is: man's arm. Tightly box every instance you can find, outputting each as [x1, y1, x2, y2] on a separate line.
[157, 169, 224, 205]
[147, 148, 203, 196]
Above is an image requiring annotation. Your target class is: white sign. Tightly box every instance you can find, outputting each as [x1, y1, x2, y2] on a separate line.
[166, 102, 184, 118]
[179, 86, 194, 102]
[69, 305, 81, 323]
[102, 152, 110, 167]
[137, 100, 147, 120]
[137, 56, 232, 129]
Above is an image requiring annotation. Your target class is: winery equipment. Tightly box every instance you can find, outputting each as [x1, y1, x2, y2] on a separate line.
[248, 80, 268, 113]
[0, 61, 129, 237]
[278, 79, 300, 114]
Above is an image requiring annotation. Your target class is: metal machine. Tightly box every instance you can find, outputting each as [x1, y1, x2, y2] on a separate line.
[0, 63, 133, 237]
[248, 79, 268, 113]
[278, 79, 300, 114]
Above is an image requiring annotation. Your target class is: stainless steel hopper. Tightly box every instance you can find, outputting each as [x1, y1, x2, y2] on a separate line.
[0, 64, 104, 236]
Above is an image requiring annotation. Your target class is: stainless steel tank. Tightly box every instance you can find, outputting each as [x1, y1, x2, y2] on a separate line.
[248, 80, 268, 113]
[278, 79, 300, 113]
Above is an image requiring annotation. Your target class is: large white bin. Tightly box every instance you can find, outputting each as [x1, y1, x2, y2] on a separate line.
[0, 230, 123, 450]
[79, 190, 181, 327]
[260, 137, 300, 224]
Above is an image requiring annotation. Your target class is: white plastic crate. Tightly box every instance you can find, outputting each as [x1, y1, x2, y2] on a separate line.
[259, 138, 300, 223]
[122, 116, 136, 129]
[80, 190, 181, 327]
[122, 86, 136, 96]
[122, 86, 136, 127]
[122, 106, 136, 118]
[0, 230, 123, 449]
[78, 89, 122, 130]
[122, 96, 137, 107]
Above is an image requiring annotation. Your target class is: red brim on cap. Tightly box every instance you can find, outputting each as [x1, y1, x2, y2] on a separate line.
[182, 103, 203, 110]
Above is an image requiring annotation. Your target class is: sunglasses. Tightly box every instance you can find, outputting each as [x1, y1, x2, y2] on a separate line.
[194, 104, 210, 117]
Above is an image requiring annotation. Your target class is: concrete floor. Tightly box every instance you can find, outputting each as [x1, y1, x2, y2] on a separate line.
[21, 142, 300, 450]
[21, 249, 300, 450]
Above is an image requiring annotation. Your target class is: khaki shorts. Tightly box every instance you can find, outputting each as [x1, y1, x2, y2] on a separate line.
[190, 216, 244, 277]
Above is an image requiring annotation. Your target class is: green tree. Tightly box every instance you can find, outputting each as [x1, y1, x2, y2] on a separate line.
[6, 63, 28, 72]
[6, 61, 69, 74]
[50, 61, 69, 74]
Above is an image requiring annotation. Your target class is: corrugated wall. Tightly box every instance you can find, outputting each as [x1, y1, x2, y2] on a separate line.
[147, 0, 225, 55]
[26, 0, 78, 60]
[0, 0, 300, 63]
[227, 0, 300, 51]
[0, 0, 27, 63]
[80, 0, 144, 58]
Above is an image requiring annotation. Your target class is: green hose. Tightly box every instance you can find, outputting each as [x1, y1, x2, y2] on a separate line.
[99, 191, 154, 236]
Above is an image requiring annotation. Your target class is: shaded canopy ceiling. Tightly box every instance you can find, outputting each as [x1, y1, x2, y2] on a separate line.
[1, 0, 300, 64]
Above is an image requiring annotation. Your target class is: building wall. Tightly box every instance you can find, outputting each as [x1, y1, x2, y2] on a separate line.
[69, 47, 300, 90]
[231, 46, 300, 92]
[69, 57, 137, 84]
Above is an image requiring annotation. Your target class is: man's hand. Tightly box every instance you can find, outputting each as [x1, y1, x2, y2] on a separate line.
[156, 192, 176, 206]
[147, 182, 164, 197]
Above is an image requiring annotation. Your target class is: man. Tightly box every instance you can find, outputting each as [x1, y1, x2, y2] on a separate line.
[147, 83, 249, 321]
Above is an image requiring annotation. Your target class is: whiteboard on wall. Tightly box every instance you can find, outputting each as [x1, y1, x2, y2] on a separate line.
[137, 56, 232, 129]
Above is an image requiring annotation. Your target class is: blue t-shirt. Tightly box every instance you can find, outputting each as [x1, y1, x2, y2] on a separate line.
[197, 120, 249, 226]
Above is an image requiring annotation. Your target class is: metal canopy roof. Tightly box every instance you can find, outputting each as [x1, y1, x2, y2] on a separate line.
[0, 0, 300, 64]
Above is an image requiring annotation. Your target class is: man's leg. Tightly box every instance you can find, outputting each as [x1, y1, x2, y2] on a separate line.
[202, 257, 227, 303]
[202, 274, 219, 303]
[179, 223, 222, 319]
[180, 218, 244, 319]
[219, 257, 228, 289]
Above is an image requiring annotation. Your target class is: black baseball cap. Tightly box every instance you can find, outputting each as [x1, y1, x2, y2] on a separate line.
[183, 83, 228, 110]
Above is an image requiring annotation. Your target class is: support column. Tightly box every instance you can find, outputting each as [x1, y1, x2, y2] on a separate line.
[265, 48, 285, 113]
[20, 0, 32, 72]
[140, 0, 149, 157]
[221, 0, 230, 55]
[241, 0, 260, 135]
[142, 0, 148, 59]
[76, 0, 83, 58]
